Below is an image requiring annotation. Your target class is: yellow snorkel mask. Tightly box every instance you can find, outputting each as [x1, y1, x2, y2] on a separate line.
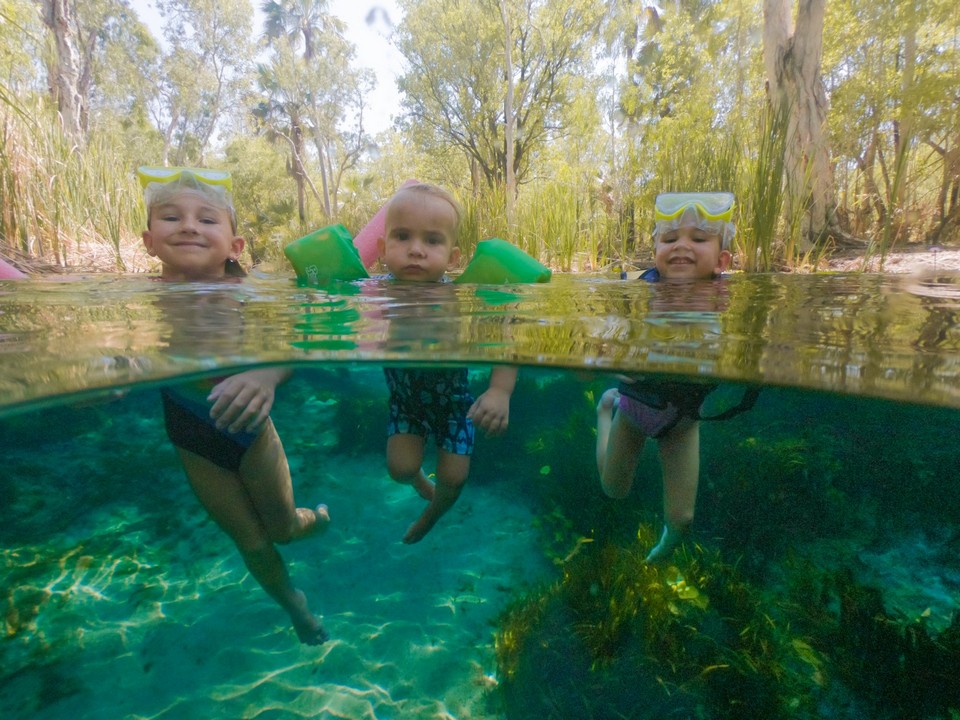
[654, 192, 736, 249]
[138, 165, 237, 233]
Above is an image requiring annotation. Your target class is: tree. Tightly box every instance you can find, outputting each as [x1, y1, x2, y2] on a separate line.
[38, 0, 84, 138]
[763, 0, 839, 245]
[151, 0, 254, 164]
[395, 0, 603, 192]
[259, 0, 368, 222]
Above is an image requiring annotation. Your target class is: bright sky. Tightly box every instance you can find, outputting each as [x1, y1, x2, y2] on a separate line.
[127, 0, 403, 135]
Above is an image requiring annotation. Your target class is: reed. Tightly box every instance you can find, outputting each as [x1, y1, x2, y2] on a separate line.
[459, 185, 506, 262]
[0, 99, 143, 269]
[741, 103, 789, 272]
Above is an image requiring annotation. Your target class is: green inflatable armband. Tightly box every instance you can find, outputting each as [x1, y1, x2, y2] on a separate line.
[284, 224, 370, 286]
[454, 238, 551, 284]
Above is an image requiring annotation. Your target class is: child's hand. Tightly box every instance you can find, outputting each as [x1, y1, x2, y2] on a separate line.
[207, 368, 288, 433]
[468, 387, 511, 437]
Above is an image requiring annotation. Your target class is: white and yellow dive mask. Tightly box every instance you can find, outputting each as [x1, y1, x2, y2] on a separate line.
[138, 166, 237, 233]
[654, 192, 736, 250]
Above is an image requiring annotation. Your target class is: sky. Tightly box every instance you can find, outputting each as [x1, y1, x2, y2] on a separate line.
[127, 0, 403, 135]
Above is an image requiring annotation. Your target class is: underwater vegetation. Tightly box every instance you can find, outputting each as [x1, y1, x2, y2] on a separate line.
[494, 535, 960, 719]
[490, 381, 960, 719]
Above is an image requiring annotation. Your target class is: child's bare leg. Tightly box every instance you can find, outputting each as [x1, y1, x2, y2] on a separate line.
[241, 542, 328, 645]
[596, 388, 619, 475]
[178, 448, 327, 644]
[386, 433, 435, 500]
[599, 406, 646, 499]
[403, 450, 470, 544]
[239, 420, 331, 542]
[648, 419, 700, 563]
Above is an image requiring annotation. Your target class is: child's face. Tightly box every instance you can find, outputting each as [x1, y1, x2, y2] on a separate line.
[378, 191, 461, 282]
[654, 225, 731, 279]
[142, 190, 243, 281]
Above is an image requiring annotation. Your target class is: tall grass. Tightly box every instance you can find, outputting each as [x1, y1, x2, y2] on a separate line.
[0, 98, 143, 270]
[740, 103, 789, 272]
[459, 181, 620, 272]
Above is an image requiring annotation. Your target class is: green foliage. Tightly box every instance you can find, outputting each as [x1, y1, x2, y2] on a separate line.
[5, 0, 960, 271]
[785, 565, 960, 720]
[740, 102, 789, 271]
[0, 100, 146, 269]
[395, 0, 604, 189]
[495, 535, 828, 719]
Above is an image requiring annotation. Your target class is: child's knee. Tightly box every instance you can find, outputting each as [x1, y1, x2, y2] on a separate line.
[385, 446, 421, 480]
[386, 457, 421, 482]
[601, 475, 632, 499]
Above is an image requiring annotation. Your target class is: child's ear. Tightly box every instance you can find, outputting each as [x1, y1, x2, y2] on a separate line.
[376, 235, 386, 257]
[717, 249, 732, 273]
[231, 236, 245, 260]
[448, 246, 462, 269]
[142, 230, 157, 257]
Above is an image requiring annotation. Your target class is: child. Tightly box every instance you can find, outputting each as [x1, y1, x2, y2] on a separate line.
[596, 192, 734, 563]
[376, 183, 518, 543]
[139, 166, 331, 644]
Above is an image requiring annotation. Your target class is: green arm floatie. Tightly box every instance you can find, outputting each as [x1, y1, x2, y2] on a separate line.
[454, 238, 551, 284]
[284, 224, 370, 286]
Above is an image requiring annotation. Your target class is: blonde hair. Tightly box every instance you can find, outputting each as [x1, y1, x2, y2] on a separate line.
[388, 183, 462, 241]
[144, 175, 238, 234]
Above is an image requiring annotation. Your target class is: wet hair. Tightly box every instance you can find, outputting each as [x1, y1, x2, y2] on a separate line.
[387, 183, 463, 243]
[144, 175, 238, 234]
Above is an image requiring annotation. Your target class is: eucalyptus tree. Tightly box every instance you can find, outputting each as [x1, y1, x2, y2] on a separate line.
[258, 0, 369, 222]
[394, 0, 605, 195]
[35, 0, 153, 139]
[148, 0, 254, 165]
[763, 0, 839, 246]
[824, 0, 960, 244]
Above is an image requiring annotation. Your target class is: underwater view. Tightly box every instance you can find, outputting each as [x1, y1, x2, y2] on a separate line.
[2, 273, 960, 719]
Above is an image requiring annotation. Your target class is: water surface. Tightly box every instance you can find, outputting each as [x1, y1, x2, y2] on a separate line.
[2, 272, 959, 719]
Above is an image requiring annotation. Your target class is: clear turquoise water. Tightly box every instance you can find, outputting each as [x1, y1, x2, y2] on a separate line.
[2, 273, 959, 719]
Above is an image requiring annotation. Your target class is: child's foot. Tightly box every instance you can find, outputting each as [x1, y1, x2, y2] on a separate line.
[402, 516, 433, 544]
[645, 525, 686, 564]
[289, 589, 329, 645]
[293, 503, 331, 540]
[312, 503, 331, 533]
[412, 472, 436, 502]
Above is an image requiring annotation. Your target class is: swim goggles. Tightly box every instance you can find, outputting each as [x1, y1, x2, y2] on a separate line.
[137, 166, 232, 191]
[653, 192, 736, 249]
[138, 165, 237, 232]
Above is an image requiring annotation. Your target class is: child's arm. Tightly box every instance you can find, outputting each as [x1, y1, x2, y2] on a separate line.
[467, 365, 518, 437]
[207, 367, 293, 433]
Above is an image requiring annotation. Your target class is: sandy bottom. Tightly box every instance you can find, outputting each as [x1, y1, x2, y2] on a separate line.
[2, 447, 552, 720]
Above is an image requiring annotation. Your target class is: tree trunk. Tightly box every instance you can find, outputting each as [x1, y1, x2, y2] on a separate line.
[500, 0, 516, 231]
[762, 0, 838, 246]
[39, 0, 84, 140]
[292, 118, 307, 223]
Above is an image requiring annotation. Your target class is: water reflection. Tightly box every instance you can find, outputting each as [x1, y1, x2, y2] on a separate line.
[5, 272, 960, 413]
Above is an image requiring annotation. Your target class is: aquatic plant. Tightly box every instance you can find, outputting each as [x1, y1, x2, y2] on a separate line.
[700, 431, 852, 578]
[494, 530, 828, 719]
[785, 565, 960, 720]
